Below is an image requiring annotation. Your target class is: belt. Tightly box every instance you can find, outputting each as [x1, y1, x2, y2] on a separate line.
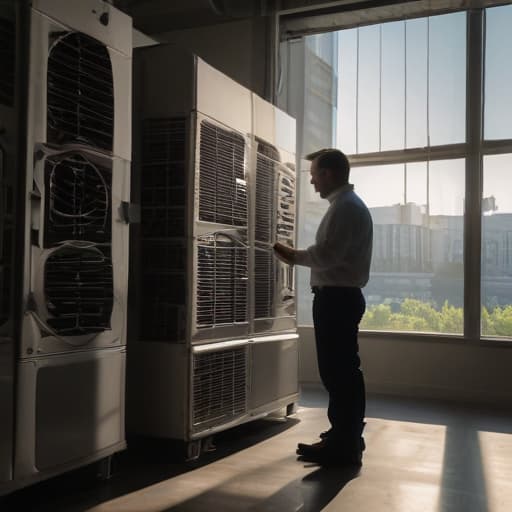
[312, 285, 360, 293]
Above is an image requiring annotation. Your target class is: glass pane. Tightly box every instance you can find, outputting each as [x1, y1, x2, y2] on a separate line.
[405, 18, 428, 148]
[482, 154, 512, 338]
[357, 25, 380, 153]
[381, 21, 405, 151]
[351, 159, 465, 334]
[337, 29, 357, 155]
[428, 12, 466, 145]
[484, 5, 512, 140]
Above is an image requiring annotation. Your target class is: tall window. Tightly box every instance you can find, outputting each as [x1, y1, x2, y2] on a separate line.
[280, 5, 512, 339]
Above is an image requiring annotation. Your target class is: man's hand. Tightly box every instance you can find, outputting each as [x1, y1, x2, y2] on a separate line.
[273, 242, 297, 265]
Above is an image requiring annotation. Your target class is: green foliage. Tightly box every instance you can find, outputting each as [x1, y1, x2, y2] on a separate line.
[360, 299, 512, 337]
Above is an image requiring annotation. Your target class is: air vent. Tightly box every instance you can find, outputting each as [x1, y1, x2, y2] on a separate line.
[277, 171, 295, 244]
[44, 246, 113, 336]
[254, 247, 274, 319]
[192, 347, 247, 430]
[47, 31, 114, 150]
[255, 147, 275, 244]
[198, 121, 247, 226]
[140, 240, 186, 342]
[0, 17, 15, 106]
[197, 232, 248, 328]
[141, 118, 186, 238]
[44, 153, 111, 247]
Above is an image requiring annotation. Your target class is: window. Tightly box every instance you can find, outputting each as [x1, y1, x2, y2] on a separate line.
[280, 3, 512, 340]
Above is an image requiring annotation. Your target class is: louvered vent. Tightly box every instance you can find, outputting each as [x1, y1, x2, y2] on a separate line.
[192, 347, 247, 430]
[140, 240, 186, 342]
[44, 153, 111, 247]
[254, 248, 275, 319]
[44, 246, 113, 336]
[47, 31, 114, 150]
[197, 232, 248, 328]
[255, 145, 275, 244]
[198, 121, 247, 226]
[0, 17, 15, 106]
[277, 171, 295, 244]
[141, 118, 186, 238]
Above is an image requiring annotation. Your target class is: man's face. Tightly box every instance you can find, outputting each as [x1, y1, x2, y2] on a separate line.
[309, 159, 331, 198]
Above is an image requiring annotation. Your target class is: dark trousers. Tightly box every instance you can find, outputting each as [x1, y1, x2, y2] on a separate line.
[312, 286, 366, 443]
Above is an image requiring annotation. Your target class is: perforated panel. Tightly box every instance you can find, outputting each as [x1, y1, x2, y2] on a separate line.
[44, 153, 111, 247]
[192, 347, 247, 430]
[140, 118, 187, 342]
[44, 246, 113, 336]
[197, 232, 248, 329]
[47, 31, 114, 150]
[198, 120, 247, 226]
[141, 118, 186, 238]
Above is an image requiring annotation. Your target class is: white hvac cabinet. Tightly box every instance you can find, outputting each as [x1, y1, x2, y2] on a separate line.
[1, 0, 132, 496]
[128, 45, 299, 454]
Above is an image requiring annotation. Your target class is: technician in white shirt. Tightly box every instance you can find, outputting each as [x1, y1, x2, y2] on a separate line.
[274, 148, 373, 467]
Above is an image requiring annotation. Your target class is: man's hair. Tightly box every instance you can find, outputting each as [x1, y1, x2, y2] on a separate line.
[305, 148, 350, 182]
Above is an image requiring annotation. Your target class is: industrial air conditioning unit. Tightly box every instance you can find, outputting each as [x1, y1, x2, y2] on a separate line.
[128, 45, 298, 457]
[1, 0, 132, 495]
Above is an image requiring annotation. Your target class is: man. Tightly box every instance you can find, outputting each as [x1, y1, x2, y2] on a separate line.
[274, 148, 373, 467]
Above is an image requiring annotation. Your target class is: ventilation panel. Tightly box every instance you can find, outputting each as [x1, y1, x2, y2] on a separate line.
[254, 248, 275, 319]
[198, 120, 247, 227]
[140, 240, 186, 342]
[44, 246, 113, 336]
[44, 153, 111, 247]
[277, 171, 295, 244]
[255, 149, 274, 244]
[0, 16, 15, 107]
[47, 31, 114, 150]
[197, 232, 248, 329]
[141, 118, 186, 238]
[192, 347, 247, 431]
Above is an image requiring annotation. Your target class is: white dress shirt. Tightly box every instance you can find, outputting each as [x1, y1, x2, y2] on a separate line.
[294, 183, 373, 288]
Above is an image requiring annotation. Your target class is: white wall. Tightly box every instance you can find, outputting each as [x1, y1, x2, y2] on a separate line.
[298, 326, 512, 408]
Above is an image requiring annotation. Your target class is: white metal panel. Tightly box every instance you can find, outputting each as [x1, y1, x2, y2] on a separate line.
[14, 348, 125, 479]
[32, 0, 132, 56]
[196, 58, 252, 135]
[252, 93, 276, 143]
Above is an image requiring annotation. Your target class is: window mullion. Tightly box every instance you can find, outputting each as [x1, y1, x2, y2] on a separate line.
[464, 8, 485, 341]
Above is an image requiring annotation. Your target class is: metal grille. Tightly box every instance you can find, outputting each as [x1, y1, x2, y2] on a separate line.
[254, 247, 275, 319]
[47, 31, 114, 150]
[44, 153, 111, 247]
[255, 147, 276, 244]
[197, 232, 248, 328]
[44, 246, 113, 336]
[198, 120, 247, 226]
[141, 118, 186, 238]
[140, 240, 186, 342]
[192, 347, 247, 430]
[277, 171, 296, 244]
[0, 16, 15, 106]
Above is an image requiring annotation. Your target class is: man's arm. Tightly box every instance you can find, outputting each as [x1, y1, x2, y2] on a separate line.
[273, 242, 298, 265]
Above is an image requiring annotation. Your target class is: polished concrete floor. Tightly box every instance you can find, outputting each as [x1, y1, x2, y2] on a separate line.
[3, 387, 512, 512]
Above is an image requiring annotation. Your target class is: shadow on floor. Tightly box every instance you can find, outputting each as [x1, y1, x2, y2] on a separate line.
[1, 416, 299, 512]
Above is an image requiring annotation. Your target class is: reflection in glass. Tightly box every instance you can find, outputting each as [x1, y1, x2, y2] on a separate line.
[484, 5, 512, 140]
[338, 29, 357, 155]
[482, 155, 512, 338]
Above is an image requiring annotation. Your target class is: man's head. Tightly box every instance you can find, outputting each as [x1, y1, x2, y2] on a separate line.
[305, 148, 350, 199]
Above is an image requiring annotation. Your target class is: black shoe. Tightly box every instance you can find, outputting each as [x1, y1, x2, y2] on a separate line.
[319, 429, 333, 439]
[297, 437, 365, 466]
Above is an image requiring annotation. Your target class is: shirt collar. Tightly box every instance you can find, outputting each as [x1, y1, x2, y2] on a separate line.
[326, 183, 354, 203]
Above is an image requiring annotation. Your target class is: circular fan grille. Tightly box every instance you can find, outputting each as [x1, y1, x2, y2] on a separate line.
[44, 246, 113, 336]
[47, 31, 114, 150]
[45, 153, 111, 246]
